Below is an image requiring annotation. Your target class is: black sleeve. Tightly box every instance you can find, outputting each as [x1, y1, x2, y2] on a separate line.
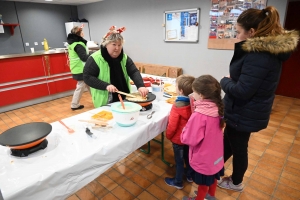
[220, 53, 270, 100]
[83, 56, 110, 90]
[74, 44, 90, 62]
[126, 56, 145, 88]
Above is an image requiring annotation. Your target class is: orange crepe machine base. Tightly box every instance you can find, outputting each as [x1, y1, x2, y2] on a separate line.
[136, 101, 152, 107]
[10, 139, 48, 157]
[9, 137, 46, 150]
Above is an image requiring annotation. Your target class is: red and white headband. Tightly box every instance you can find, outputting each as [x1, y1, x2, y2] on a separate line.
[103, 26, 126, 39]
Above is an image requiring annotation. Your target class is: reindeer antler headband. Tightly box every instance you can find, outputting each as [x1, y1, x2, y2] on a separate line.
[71, 24, 84, 35]
[103, 26, 126, 39]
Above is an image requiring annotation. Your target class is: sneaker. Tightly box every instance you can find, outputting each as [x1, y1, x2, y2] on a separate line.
[217, 176, 244, 192]
[186, 176, 193, 183]
[182, 197, 196, 200]
[205, 194, 216, 200]
[217, 176, 230, 185]
[164, 177, 183, 189]
[71, 105, 84, 110]
[193, 191, 216, 200]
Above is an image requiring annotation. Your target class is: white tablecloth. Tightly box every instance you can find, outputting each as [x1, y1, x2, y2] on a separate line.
[0, 99, 172, 200]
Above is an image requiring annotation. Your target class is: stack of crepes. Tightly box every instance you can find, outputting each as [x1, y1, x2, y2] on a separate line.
[78, 111, 113, 129]
[91, 110, 113, 120]
[164, 83, 177, 104]
[88, 110, 113, 128]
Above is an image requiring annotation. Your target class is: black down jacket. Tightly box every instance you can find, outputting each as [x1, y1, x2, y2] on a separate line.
[220, 31, 299, 132]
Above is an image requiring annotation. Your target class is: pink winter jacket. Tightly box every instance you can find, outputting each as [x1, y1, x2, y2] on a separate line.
[181, 99, 224, 175]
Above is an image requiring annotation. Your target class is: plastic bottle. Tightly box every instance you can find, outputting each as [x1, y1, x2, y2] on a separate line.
[0, 14, 3, 24]
[43, 38, 49, 51]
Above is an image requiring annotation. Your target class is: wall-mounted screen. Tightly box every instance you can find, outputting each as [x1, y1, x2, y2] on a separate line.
[164, 8, 200, 42]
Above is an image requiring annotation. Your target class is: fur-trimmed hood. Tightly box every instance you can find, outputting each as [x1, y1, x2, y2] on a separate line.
[242, 30, 299, 56]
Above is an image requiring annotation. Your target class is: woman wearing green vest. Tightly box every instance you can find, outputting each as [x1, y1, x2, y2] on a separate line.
[83, 26, 148, 108]
[67, 26, 92, 110]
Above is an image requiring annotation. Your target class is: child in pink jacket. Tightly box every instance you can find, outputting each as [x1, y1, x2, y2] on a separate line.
[181, 75, 224, 200]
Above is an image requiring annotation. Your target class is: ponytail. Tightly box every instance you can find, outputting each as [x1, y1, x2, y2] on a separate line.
[254, 6, 284, 37]
[237, 6, 284, 37]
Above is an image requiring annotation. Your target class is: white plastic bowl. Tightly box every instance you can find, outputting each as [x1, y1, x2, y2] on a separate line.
[110, 102, 142, 127]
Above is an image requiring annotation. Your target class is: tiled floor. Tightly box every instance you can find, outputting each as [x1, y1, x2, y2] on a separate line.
[0, 93, 300, 200]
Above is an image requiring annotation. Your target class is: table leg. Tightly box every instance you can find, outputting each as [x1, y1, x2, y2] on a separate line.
[140, 141, 151, 154]
[140, 132, 173, 167]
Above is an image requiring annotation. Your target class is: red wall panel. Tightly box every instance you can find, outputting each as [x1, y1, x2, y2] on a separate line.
[0, 56, 46, 84]
[0, 83, 49, 107]
[48, 53, 71, 75]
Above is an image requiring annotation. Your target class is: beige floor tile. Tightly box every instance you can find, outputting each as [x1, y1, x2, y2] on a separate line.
[130, 173, 152, 189]
[147, 183, 171, 199]
[137, 191, 157, 200]
[66, 194, 80, 200]
[279, 176, 300, 191]
[247, 178, 275, 195]
[86, 180, 109, 198]
[75, 187, 98, 200]
[111, 186, 135, 199]
[120, 179, 144, 196]
[243, 186, 272, 200]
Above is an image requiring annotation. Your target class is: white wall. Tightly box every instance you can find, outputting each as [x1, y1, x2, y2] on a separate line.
[78, 0, 288, 80]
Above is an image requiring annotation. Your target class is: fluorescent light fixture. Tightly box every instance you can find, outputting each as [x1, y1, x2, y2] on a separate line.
[45, 0, 53, 1]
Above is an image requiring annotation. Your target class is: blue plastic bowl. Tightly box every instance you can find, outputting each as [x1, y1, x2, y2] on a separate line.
[110, 102, 142, 127]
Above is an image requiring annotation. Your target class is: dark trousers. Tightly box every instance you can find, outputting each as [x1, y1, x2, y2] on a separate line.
[223, 125, 251, 185]
[172, 143, 192, 184]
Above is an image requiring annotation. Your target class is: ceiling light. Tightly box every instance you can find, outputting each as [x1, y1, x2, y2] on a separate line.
[45, 0, 53, 1]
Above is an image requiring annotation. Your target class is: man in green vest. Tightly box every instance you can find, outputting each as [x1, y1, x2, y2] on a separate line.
[67, 26, 91, 110]
[83, 26, 148, 107]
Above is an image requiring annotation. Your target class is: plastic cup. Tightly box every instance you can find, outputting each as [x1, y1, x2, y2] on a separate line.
[151, 83, 163, 101]
[130, 85, 137, 93]
[30, 48, 35, 53]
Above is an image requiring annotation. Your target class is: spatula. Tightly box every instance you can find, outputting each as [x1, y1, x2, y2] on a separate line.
[58, 120, 75, 134]
[116, 91, 136, 98]
[118, 94, 126, 109]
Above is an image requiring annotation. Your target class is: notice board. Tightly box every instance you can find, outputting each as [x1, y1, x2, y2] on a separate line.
[164, 8, 200, 42]
[208, 0, 268, 50]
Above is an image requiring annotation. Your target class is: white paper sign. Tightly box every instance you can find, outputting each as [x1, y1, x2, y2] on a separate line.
[0, 25, 4, 33]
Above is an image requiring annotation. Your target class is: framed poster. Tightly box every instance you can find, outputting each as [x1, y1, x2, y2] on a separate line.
[208, 0, 268, 49]
[164, 8, 200, 42]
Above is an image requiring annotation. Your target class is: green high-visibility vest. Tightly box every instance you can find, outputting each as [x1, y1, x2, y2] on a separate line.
[90, 51, 130, 108]
[68, 41, 88, 74]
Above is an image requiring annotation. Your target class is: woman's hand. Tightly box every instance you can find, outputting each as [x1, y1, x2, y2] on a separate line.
[138, 87, 149, 97]
[106, 85, 118, 93]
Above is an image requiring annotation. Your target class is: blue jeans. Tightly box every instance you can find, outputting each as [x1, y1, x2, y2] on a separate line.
[172, 143, 192, 184]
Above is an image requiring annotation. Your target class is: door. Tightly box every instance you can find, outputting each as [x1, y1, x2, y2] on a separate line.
[275, 0, 300, 98]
